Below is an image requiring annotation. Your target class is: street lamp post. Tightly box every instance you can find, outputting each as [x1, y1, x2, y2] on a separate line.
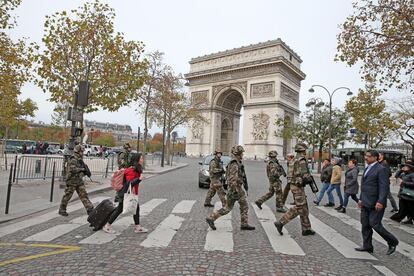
[305, 98, 324, 171]
[308, 85, 353, 159]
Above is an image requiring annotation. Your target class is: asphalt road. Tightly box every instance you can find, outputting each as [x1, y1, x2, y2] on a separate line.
[0, 157, 413, 275]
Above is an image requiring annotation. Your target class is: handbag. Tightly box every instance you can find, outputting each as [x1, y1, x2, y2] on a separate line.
[122, 184, 139, 214]
[399, 186, 414, 201]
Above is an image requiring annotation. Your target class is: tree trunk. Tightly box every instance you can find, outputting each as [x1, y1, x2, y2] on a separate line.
[161, 110, 167, 167]
[166, 117, 172, 166]
[318, 144, 323, 174]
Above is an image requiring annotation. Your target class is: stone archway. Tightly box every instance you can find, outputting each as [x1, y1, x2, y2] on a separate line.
[185, 39, 305, 158]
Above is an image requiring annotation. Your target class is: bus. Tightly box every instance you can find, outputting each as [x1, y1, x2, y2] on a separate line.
[2, 139, 36, 153]
[332, 148, 405, 172]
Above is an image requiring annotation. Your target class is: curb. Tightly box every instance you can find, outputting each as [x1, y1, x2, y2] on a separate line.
[0, 163, 188, 224]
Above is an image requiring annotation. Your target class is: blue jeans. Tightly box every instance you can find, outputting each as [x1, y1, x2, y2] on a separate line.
[316, 182, 334, 204]
[326, 184, 344, 206]
[343, 192, 358, 208]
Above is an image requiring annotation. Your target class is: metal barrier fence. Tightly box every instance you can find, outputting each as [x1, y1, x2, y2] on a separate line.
[14, 154, 117, 183]
[0, 152, 18, 170]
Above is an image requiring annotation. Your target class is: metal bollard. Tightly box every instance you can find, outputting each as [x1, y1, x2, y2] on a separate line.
[5, 164, 13, 214]
[4, 151, 7, 171]
[50, 162, 56, 202]
[12, 155, 17, 182]
[105, 158, 109, 178]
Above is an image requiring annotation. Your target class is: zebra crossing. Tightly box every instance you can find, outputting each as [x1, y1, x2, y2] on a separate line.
[0, 197, 413, 268]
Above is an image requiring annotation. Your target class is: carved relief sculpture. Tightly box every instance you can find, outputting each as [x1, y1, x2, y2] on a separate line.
[191, 121, 203, 140]
[251, 81, 275, 98]
[251, 112, 270, 140]
[191, 90, 209, 107]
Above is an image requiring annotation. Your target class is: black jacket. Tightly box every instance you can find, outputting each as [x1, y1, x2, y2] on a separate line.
[320, 164, 333, 183]
[360, 163, 390, 208]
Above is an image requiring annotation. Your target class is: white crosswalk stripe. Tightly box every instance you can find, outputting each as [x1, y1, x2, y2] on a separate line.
[204, 202, 233, 252]
[251, 202, 305, 256]
[372, 265, 398, 276]
[317, 206, 414, 261]
[79, 198, 167, 245]
[24, 215, 89, 242]
[308, 213, 377, 260]
[0, 197, 108, 238]
[140, 200, 195, 248]
[383, 217, 414, 235]
[172, 200, 196, 214]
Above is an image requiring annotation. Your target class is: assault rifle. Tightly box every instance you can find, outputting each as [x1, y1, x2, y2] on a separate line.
[241, 164, 248, 195]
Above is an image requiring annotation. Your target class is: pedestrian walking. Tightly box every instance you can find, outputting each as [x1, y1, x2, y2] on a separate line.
[58, 145, 94, 216]
[390, 163, 414, 224]
[115, 143, 132, 202]
[338, 159, 359, 213]
[204, 149, 226, 208]
[379, 152, 398, 213]
[282, 153, 295, 205]
[274, 142, 315, 236]
[355, 149, 399, 255]
[255, 150, 287, 213]
[313, 159, 334, 206]
[102, 153, 148, 234]
[206, 145, 255, 231]
[326, 158, 344, 210]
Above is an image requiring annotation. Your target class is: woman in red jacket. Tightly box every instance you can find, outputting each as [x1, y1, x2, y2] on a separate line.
[102, 153, 148, 234]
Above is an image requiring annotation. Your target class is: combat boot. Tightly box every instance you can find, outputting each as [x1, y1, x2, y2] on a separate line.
[255, 201, 262, 210]
[87, 208, 94, 216]
[274, 221, 283, 235]
[302, 229, 316, 236]
[58, 209, 68, 216]
[206, 218, 216, 230]
[204, 203, 214, 207]
[240, 224, 255, 230]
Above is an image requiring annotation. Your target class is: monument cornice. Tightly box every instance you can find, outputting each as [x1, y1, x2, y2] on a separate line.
[189, 38, 303, 64]
[185, 58, 305, 87]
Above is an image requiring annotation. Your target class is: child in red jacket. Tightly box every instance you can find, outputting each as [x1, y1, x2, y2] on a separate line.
[103, 153, 148, 234]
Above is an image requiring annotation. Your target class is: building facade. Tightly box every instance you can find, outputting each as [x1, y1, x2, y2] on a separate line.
[185, 39, 305, 159]
[84, 120, 133, 143]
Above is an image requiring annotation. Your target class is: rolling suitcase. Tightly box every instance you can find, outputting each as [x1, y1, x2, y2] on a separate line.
[87, 199, 116, 231]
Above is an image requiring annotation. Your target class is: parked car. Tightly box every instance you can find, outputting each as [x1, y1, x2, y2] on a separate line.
[198, 155, 231, 188]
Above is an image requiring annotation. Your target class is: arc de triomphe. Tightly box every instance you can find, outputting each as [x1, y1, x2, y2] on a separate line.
[185, 39, 306, 159]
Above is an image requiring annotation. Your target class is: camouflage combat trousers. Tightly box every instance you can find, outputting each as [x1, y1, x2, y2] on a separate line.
[204, 179, 226, 207]
[256, 180, 284, 208]
[60, 180, 94, 212]
[282, 182, 292, 205]
[279, 184, 311, 231]
[209, 188, 249, 226]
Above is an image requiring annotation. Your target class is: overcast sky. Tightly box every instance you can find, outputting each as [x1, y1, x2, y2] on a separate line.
[8, 0, 400, 138]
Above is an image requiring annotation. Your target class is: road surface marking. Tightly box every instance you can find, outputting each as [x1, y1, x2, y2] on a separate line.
[0, 243, 80, 267]
[204, 201, 233, 252]
[372, 265, 397, 276]
[252, 203, 305, 256]
[23, 215, 89, 242]
[140, 214, 185, 248]
[0, 197, 107, 238]
[172, 200, 196, 214]
[317, 206, 414, 261]
[140, 198, 167, 216]
[309, 213, 377, 260]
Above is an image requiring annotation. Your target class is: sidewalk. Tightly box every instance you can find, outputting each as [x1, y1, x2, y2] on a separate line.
[0, 162, 188, 224]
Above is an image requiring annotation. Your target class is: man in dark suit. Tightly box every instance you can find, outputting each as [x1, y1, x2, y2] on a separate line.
[355, 150, 399, 255]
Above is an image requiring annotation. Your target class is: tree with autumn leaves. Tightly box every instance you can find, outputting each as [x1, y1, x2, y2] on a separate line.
[34, 0, 148, 113]
[337, 0, 414, 93]
[0, 0, 37, 140]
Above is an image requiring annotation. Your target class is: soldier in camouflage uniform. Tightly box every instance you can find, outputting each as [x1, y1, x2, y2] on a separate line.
[206, 145, 255, 231]
[115, 143, 132, 202]
[255, 150, 287, 213]
[282, 153, 295, 205]
[274, 143, 316, 236]
[204, 149, 226, 208]
[118, 143, 132, 169]
[59, 145, 94, 216]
